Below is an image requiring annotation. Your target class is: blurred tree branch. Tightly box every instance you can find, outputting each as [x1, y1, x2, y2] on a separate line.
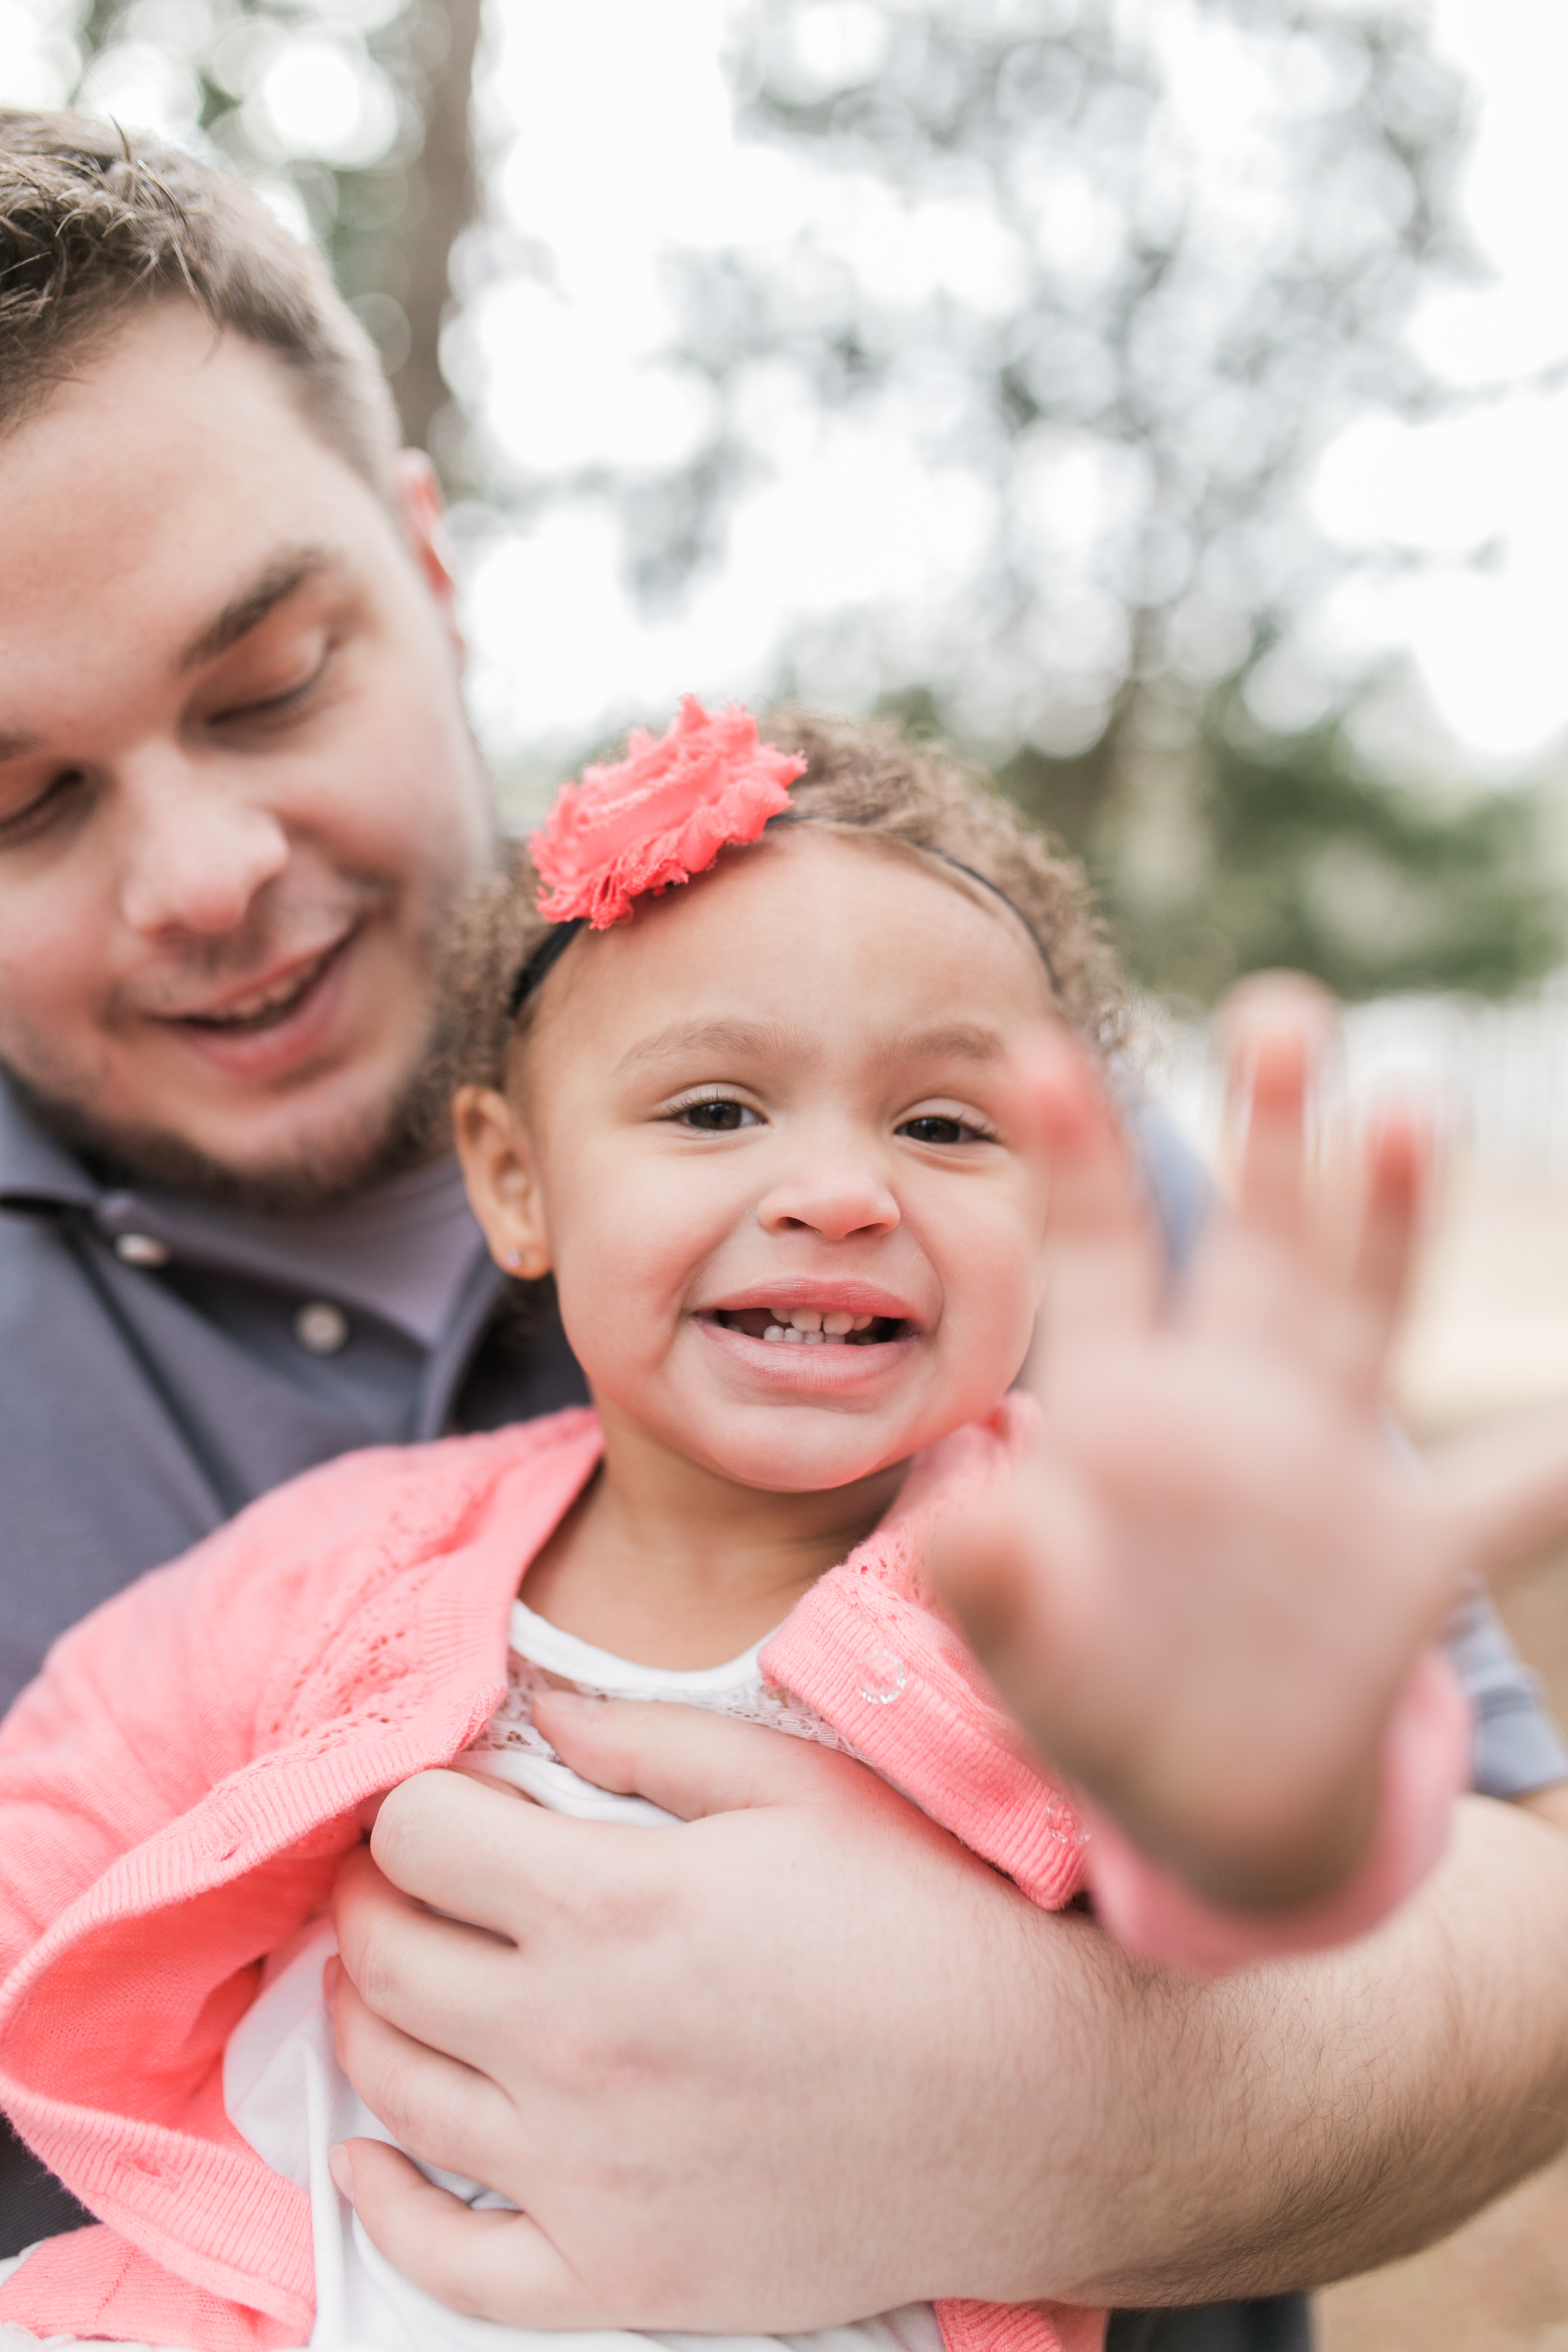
[569, 0, 1564, 997]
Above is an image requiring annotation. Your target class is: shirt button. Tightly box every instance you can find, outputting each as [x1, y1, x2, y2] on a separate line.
[856, 1646, 908, 1706]
[294, 1300, 350, 1355]
[114, 1232, 171, 1268]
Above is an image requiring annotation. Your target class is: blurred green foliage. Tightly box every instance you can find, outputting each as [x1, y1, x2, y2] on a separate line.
[994, 682, 1564, 999]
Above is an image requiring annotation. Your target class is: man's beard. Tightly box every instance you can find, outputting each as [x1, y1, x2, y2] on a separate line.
[4, 1001, 463, 1217]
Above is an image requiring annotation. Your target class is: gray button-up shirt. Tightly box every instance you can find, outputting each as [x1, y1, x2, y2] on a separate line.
[0, 1078, 587, 1714]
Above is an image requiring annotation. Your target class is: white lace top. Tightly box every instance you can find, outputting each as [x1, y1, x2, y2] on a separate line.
[462, 1597, 856, 1821]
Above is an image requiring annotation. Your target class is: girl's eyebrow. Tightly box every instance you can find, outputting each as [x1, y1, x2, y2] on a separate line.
[615, 1019, 805, 1077]
[893, 1024, 1009, 1064]
[614, 1019, 1010, 1079]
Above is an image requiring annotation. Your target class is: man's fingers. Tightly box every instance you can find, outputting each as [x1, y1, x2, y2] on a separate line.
[337, 1729, 869, 2073]
[332, 1837, 555, 2073]
[364, 1766, 654, 1940]
[332, 2140, 597, 2329]
[529, 1690, 869, 1821]
[1014, 1025, 1162, 1355]
[331, 1963, 526, 2181]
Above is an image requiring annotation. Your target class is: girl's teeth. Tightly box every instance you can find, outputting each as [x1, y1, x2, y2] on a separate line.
[751, 1308, 893, 1343]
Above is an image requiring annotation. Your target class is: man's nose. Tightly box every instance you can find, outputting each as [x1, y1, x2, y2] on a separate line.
[758, 1145, 902, 1241]
[115, 750, 291, 938]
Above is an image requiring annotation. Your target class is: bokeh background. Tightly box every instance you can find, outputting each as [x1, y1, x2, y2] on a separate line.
[6, 0, 1568, 2341]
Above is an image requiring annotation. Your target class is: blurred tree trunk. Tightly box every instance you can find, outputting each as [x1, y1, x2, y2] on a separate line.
[391, 0, 483, 459]
[73, 0, 487, 477]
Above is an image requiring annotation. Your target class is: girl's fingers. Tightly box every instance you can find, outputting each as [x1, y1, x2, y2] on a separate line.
[1428, 1403, 1568, 1587]
[1013, 1024, 1162, 1362]
[1188, 985, 1335, 1357]
[1229, 1021, 1313, 1241]
[1332, 1104, 1431, 1402]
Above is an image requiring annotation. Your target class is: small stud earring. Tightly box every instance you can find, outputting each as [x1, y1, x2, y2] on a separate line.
[502, 1248, 526, 1274]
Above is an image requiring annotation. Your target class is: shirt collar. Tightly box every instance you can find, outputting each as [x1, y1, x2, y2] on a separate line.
[0, 1076, 100, 1211]
[0, 1074, 494, 1350]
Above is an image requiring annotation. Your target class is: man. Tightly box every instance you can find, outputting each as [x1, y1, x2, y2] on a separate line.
[2, 110, 1567, 2352]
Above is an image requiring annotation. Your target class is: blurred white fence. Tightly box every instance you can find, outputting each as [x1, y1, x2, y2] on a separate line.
[1143, 974, 1568, 1177]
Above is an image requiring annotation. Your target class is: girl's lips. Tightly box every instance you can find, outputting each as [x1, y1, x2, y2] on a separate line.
[695, 1313, 921, 1389]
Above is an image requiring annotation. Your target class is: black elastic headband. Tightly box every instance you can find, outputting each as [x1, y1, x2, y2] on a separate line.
[507, 916, 586, 1019]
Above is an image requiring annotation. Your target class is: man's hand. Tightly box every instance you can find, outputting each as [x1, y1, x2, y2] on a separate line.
[329, 1712, 1568, 2327]
[331, 1700, 1061, 2332]
[935, 988, 1568, 1914]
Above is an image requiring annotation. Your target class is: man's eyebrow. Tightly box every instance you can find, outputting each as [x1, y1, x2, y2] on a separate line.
[177, 546, 342, 673]
[615, 1019, 805, 1077]
[0, 731, 41, 763]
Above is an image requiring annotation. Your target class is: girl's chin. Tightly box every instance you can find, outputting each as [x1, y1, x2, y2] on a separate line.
[680, 1424, 913, 1498]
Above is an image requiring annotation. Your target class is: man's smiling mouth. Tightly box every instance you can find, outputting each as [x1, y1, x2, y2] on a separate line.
[165, 937, 349, 1035]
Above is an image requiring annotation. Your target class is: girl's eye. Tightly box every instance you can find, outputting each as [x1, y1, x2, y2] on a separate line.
[674, 1098, 760, 1133]
[898, 1113, 988, 1146]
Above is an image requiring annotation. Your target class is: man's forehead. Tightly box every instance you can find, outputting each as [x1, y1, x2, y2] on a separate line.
[0, 309, 378, 632]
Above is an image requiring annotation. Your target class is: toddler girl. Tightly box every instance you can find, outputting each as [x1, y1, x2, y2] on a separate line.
[0, 703, 1470, 2352]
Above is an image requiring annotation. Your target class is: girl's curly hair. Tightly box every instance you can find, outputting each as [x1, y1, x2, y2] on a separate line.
[448, 708, 1128, 1092]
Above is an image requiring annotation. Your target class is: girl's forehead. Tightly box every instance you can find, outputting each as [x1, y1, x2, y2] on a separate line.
[701, 822, 1031, 936]
[536, 823, 1057, 1051]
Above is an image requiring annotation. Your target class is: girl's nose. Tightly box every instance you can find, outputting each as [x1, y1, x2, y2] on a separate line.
[758, 1155, 901, 1242]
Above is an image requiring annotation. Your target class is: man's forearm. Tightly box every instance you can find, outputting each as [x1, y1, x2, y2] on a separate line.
[1028, 1794, 1568, 2306]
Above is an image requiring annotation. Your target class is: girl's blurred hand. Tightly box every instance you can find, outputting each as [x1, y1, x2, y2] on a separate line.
[935, 973, 1568, 1912]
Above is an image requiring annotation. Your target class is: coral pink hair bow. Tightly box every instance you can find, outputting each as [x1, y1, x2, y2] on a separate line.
[531, 695, 807, 931]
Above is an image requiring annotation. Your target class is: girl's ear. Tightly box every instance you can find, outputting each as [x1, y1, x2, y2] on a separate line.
[453, 1084, 552, 1278]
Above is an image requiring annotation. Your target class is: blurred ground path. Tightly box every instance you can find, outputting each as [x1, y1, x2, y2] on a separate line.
[1319, 1160, 1568, 2352]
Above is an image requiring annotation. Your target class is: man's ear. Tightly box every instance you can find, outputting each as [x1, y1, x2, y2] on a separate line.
[393, 450, 462, 654]
[453, 1084, 551, 1278]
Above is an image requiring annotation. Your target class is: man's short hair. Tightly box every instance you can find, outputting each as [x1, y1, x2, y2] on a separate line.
[0, 109, 401, 492]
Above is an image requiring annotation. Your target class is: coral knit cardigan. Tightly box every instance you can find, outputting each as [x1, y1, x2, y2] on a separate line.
[0, 1401, 1465, 2352]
